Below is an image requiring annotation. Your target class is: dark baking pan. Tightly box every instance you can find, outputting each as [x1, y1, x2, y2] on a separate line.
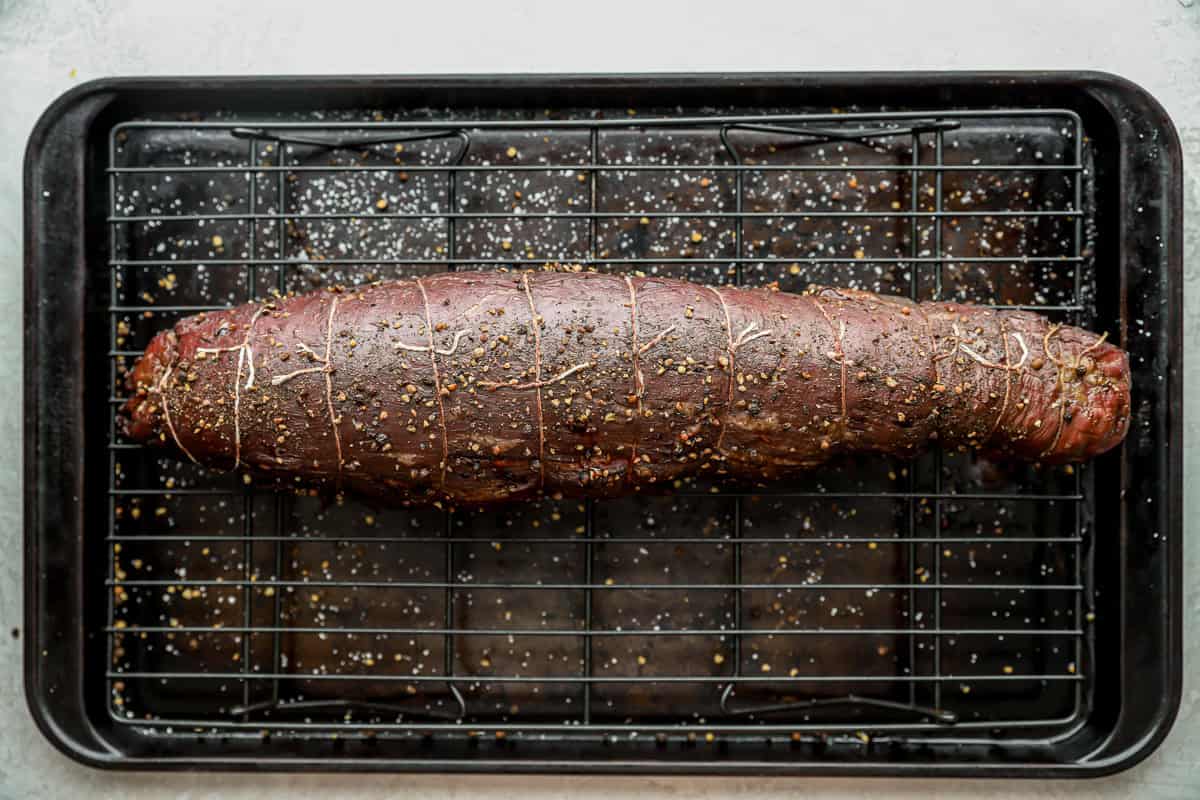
[24, 72, 1182, 776]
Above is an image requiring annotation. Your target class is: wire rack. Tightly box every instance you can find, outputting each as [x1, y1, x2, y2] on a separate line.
[105, 107, 1094, 743]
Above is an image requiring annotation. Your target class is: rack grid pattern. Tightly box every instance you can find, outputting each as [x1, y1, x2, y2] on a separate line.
[105, 108, 1093, 740]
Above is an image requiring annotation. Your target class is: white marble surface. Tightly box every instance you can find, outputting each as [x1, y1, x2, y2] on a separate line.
[1, 0, 1196, 797]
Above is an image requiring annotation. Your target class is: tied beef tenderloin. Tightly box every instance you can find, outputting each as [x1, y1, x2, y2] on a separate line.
[121, 270, 1130, 505]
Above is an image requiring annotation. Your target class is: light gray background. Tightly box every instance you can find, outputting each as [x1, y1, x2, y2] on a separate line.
[1, 0, 1195, 797]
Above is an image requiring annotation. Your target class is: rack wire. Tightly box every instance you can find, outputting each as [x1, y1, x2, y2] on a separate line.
[106, 108, 1092, 742]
